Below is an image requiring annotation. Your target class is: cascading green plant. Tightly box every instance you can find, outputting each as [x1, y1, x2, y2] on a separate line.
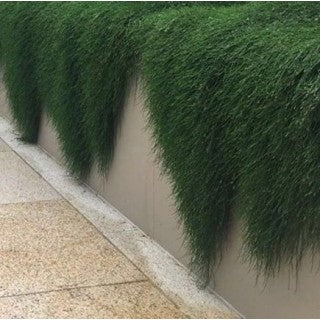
[31, 3, 94, 177]
[1, 1, 320, 284]
[137, 2, 320, 280]
[0, 2, 210, 175]
[0, 2, 43, 142]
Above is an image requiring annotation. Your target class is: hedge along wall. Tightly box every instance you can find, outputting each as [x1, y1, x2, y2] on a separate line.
[1, 2, 320, 285]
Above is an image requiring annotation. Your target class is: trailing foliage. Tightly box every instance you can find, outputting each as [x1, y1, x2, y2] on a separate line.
[136, 2, 320, 280]
[0, 3, 43, 142]
[2, 1, 320, 283]
[35, 3, 95, 177]
[0, 2, 213, 175]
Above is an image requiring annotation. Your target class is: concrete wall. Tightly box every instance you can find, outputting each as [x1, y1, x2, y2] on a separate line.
[0, 71, 12, 122]
[38, 78, 189, 268]
[2, 73, 320, 318]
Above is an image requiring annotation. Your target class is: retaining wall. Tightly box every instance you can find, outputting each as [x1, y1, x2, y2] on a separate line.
[1, 72, 320, 318]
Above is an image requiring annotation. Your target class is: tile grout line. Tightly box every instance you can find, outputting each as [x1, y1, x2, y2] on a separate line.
[31, 143, 194, 316]
[0, 198, 62, 207]
[0, 118, 240, 319]
[0, 279, 149, 301]
[16, 183, 186, 314]
[0, 138, 189, 315]
[0, 116, 241, 319]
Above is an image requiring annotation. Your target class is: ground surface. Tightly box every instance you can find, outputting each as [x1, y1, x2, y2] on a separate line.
[0, 137, 188, 318]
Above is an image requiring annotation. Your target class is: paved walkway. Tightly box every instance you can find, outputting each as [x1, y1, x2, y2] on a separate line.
[0, 138, 187, 318]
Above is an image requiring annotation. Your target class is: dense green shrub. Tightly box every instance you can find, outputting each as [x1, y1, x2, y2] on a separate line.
[0, 3, 43, 142]
[137, 2, 320, 279]
[0, 2, 214, 175]
[2, 1, 320, 284]
[76, 2, 172, 171]
[31, 3, 93, 177]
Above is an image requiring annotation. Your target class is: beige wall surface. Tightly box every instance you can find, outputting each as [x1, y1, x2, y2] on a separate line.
[0, 71, 12, 121]
[85, 78, 189, 265]
[38, 113, 64, 165]
[2, 74, 320, 318]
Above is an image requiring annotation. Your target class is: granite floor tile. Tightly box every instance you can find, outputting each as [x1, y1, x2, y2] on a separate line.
[0, 151, 60, 204]
[0, 200, 145, 297]
[0, 281, 186, 318]
[0, 139, 9, 152]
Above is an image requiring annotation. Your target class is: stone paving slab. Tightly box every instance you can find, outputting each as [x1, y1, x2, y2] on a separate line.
[0, 281, 186, 318]
[0, 114, 237, 318]
[0, 200, 145, 297]
[0, 151, 60, 204]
